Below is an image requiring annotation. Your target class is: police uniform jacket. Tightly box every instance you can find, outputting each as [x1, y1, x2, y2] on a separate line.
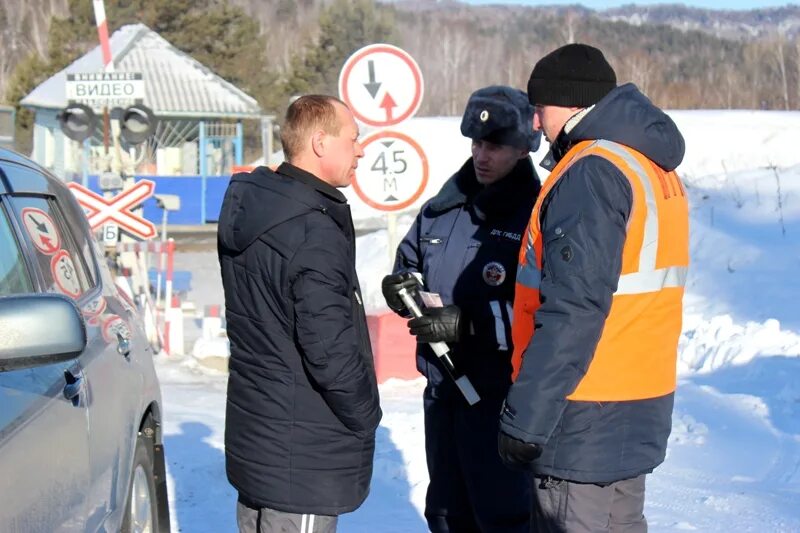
[394, 157, 541, 397]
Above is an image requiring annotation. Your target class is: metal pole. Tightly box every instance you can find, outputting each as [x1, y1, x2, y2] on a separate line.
[261, 116, 273, 166]
[235, 121, 243, 166]
[155, 208, 167, 310]
[82, 139, 90, 186]
[165, 237, 175, 324]
[387, 212, 398, 271]
[199, 120, 207, 224]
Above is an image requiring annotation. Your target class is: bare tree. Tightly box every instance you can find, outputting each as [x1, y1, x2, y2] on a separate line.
[625, 50, 654, 95]
[769, 32, 790, 110]
[560, 9, 579, 45]
[796, 37, 800, 110]
[743, 41, 765, 108]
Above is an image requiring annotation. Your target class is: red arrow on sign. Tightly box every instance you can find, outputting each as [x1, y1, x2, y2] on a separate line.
[380, 92, 397, 122]
[67, 180, 157, 239]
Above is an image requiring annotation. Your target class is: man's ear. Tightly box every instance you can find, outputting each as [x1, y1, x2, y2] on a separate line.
[311, 130, 326, 157]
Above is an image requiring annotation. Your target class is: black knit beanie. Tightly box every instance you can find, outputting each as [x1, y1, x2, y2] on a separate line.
[527, 43, 617, 107]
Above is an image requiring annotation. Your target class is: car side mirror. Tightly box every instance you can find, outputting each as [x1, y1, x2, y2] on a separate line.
[0, 294, 87, 372]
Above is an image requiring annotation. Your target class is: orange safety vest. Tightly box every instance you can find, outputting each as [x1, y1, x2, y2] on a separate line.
[511, 140, 689, 401]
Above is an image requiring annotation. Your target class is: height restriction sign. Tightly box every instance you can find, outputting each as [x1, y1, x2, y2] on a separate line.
[353, 130, 429, 211]
[339, 44, 424, 128]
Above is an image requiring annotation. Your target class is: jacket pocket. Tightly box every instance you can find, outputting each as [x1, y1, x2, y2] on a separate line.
[542, 214, 588, 282]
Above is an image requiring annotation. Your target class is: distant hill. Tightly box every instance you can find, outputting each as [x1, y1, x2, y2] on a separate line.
[0, 0, 68, 100]
[2, 0, 799, 114]
[600, 4, 800, 40]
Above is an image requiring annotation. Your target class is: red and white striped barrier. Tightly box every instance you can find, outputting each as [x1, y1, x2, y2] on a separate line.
[163, 294, 184, 356]
[115, 241, 169, 254]
[117, 238, 179, 355]
[201, 304, 224, 341]
[92, 0, 113, 70]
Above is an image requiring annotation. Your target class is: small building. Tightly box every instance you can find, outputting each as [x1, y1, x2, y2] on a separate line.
[21, 23, 273, 223]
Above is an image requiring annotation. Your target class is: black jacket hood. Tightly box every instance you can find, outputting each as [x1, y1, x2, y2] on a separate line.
[218, 163, 348, 253]
[547, 83, 685, 172]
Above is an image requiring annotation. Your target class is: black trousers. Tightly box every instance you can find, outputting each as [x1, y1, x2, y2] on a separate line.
[530, 474, 647, 533]
[424, 384, 531, 533]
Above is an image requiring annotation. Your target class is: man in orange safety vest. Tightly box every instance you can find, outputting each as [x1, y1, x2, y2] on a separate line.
[498, 43, 689, 532]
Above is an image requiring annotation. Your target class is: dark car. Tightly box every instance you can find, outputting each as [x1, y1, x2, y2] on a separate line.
[0, 148, 169, 532]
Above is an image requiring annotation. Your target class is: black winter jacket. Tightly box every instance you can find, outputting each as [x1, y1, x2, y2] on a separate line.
[218, 163, 381, 515]
[500, 83, 686, 484]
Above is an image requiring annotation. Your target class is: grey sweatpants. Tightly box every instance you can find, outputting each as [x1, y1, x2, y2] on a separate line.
[237, 501, 338, 533]
[530, 474, 647, 533]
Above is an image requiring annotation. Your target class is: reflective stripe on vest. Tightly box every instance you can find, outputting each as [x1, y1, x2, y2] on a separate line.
[510, 140, 689, 401]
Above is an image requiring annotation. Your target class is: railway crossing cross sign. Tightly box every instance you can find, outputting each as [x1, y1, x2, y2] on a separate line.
[67, 180, 157, 239]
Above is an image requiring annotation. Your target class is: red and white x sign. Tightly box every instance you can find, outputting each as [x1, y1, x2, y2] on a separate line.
[67, 180, 157, 239]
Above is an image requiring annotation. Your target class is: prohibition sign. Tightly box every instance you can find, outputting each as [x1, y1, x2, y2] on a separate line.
[339, 44, 423, 127]
[352, 130, 429, 211]
[21, 207, 61, 255]
[81, 294, 107, 326]
[101, 314, 130, 344]
[50, 250, 82, 298]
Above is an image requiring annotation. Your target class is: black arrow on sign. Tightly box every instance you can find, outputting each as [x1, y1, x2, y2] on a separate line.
[28, 214, 49, 234]
[363, 60, 381, 99]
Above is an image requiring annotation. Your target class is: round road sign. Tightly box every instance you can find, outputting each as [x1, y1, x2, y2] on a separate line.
[50, 250, 82, 298]
[353, 130, 429, 212]
[21, 207, 61, 255]
[339, 44, 423, 128]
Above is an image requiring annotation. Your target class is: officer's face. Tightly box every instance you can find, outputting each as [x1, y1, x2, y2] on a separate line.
[471, 140, 528, 186]
[319, 103, 364, 188]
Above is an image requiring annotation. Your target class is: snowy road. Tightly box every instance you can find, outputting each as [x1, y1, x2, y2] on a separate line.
[157, 355, 800, 532]
[159, 110, 800, 531]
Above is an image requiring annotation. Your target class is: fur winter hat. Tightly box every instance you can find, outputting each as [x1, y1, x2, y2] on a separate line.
[460, 85, 540, 152]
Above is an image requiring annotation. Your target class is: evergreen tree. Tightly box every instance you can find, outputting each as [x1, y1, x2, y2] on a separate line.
[284, 0, 398, 98]
[5, 0, 277, 151]
[4, 52, 49, 155]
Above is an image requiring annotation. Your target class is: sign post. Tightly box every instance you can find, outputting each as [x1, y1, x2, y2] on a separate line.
[339, 44, 426, 267]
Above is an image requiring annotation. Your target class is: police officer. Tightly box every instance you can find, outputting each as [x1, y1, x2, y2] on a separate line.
[381, 86, 542, 533]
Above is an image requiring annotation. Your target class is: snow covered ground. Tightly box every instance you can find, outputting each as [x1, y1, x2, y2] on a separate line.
[159, 110, 800, 532]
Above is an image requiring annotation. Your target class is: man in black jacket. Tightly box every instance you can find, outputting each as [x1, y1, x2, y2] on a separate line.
[218, 95, 382, 533]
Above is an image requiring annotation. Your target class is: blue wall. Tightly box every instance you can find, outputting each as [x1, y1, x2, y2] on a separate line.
[86, 175, 231, 225]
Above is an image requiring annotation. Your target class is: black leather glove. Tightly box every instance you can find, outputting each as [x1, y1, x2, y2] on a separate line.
[408, 305, 462, 343]
[381, 272, 420, 316]
[498, 431, 542, 471]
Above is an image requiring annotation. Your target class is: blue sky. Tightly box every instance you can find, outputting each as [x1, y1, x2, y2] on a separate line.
[464, 1, 797, 10]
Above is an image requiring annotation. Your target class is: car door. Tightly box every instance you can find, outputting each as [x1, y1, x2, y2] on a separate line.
[52, 189, 145, 529]
[10, 184, 143, 529]
[0, 196, 91, 532]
